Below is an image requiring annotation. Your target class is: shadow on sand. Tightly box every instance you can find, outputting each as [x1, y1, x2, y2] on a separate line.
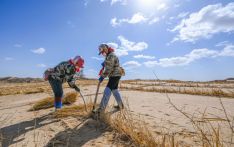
[46, 109, 120, 147]
[0, 114, 58, 147]
[46, 119, 112, 147]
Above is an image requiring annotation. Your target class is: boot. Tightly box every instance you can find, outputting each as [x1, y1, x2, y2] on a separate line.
[55, 97, 62, 109]
[99, 87, 112, 110]
[112, 89, 124, 109]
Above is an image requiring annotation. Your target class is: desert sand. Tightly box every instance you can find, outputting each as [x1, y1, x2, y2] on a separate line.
[1, 80, 234, 146]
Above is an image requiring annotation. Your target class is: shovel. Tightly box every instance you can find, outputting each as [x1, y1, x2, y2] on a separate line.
[93, 81, 101, 111]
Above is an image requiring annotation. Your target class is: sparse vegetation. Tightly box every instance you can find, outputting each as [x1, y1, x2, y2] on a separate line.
[168, 96, 234, 146]
[52, 102, 176, 146]
[53, 103, 93, 118]
[0, 79, 107, 96]
[1, 78, 234, 146]
[120, 85, 234, 98]
[29, 92, 78, 111]
[105, 108, 176, 146]
[0, 82, 50, 96]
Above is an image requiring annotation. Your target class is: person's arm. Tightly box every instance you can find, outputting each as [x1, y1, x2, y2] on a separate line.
[67, 66, 80, 92]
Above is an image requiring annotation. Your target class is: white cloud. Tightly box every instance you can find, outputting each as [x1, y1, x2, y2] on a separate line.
[177, 12, 189, 18]
[91, 57, 104, 61]
[37, 64, 47, 68]
[148, 17, 160, 25]
[156, 3, 168, 11]
[123, 61, 142, 69]
[100, 0, 127, 5]
[105, 42, 128, 57]
[115, 49, 129, 57]
[5, 57, 14, 61]
[110, 18, 119, 27]
[128, 13, 147, 24]
[31, 48, 46, 54]
[171, 2, 234, 43]
[111, 13, 147, 27]
[14, 44, 22, 48]
[105, 36, 148, 57]
[144, 45, 234, 67]
[118, 35, 148, 51]
[219, 44, 234, 57]
[111, 13, 162, 27]
[133, 54, 155, 59]
[107, 42, 118, 49]
[111, 0, 127, 5]
[216, 41, 230, 47]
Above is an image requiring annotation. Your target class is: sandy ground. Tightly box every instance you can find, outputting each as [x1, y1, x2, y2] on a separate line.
[1, 85, 234, 146]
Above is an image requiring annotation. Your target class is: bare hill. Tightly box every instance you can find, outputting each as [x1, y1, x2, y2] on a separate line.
[0, 77, 44, 83]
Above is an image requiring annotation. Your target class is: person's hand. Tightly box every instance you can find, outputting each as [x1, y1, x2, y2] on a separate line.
[68, 82, 75, 88]
[74, 86, 80, 92]
[99, 76, 104, 83]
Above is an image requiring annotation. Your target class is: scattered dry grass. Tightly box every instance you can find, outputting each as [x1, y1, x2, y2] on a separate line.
[53, 102, 93, 118]
[0, 79, 101, 96]
[29, 92, 78, 111]
[52, 100, 178, 146]
[104, 109, 177, 146]
[167, 95, 234, 146]
[0, 82, 50, 96]
[51, 96, 234, 146]
[121, 85, 234, 98]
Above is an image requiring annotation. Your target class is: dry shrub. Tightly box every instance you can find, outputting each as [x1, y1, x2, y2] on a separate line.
[168, 97, 234, 146]
[63, 92, 77, 104]
[29, 97, 54, 111]
[29, 92, 78, 111]
[0, 82, 51, 96]
[100, 103, 178, 147]
[51, 98, 178, 146]
[52, 102, 168, 146]
[53, 102, 93, 118]
[106, 110, 160, 146]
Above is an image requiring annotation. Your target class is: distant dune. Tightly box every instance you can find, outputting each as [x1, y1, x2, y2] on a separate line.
[0, 77, 44, 83]
[226, 78, 234, 81]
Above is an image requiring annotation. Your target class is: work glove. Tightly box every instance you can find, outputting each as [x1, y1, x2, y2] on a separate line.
[74, 85, 80, 92]
[99, 76, 104, 83]
[68, 82, 75, 88]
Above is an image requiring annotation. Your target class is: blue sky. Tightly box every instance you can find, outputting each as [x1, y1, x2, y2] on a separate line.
[0, 0, 234, 81]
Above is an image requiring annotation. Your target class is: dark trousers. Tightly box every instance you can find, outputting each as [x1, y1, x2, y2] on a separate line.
[107, 76, 121, 90]
[48, 77, 63, 98]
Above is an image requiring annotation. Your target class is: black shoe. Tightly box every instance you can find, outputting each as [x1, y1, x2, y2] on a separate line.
[113, 105, 124, 110]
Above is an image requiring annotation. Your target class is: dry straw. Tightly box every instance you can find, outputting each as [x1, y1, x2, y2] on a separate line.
[53, 102, 93, 118]
[29, 92, 78, 111]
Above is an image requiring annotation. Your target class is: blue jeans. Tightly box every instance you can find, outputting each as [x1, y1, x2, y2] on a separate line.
[48, 77, 63, 108]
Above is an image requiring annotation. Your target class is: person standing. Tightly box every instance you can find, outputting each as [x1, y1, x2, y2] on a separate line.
[97, 44, 125, 112]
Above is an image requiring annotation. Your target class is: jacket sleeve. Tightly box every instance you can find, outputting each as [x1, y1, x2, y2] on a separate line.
[66, 66, 77, 88]
[101, 54, 115, 78]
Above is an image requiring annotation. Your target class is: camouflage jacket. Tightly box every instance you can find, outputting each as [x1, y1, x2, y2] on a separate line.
[102, 52, 122, 78]
[49, 61, 77, 86]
